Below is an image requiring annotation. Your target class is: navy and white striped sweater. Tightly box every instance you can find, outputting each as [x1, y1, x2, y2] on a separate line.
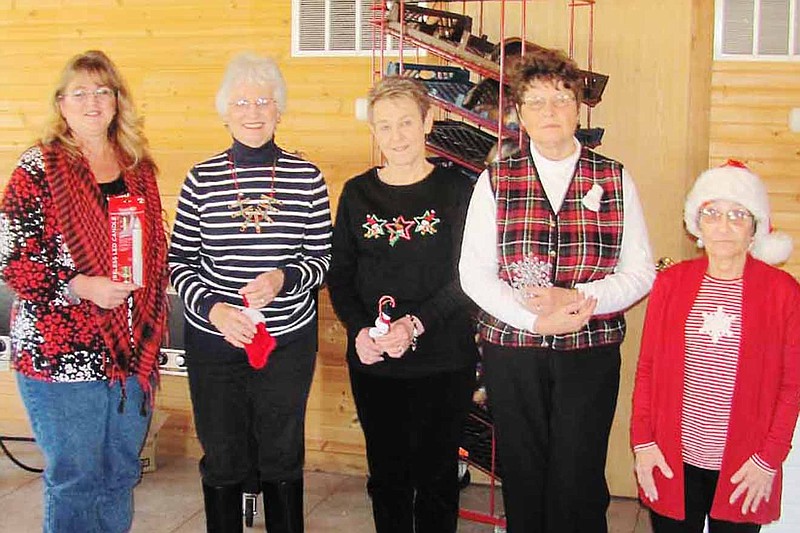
[168, 139, 332, 343]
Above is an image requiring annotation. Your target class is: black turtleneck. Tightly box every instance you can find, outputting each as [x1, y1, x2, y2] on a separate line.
[230, 138, 277, 166]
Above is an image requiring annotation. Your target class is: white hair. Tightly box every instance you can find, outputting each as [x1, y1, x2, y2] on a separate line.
[215, 52, 287, 118]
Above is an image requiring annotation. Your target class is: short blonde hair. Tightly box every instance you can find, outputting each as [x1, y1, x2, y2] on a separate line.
[367, 76, 431, 122]
[215, 52, 287, 118]
[42, 50, 152, 168]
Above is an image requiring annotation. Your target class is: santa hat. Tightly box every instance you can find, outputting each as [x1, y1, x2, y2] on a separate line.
[684, 160, 793, 265]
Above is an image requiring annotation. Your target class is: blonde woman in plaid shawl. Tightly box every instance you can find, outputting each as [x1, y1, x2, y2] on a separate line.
[0, 50, 168, 533]
[459, 47, 655, 533]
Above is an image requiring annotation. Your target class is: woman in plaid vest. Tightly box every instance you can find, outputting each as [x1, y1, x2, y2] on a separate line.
[459, 47, 655, 532]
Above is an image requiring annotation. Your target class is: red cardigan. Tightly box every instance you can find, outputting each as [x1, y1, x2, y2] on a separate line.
[630, 256, 800, 524]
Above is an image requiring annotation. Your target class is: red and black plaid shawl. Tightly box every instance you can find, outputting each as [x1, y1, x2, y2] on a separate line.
[41, 142, 168, 396]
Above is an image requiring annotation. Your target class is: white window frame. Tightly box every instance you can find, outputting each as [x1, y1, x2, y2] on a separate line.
[714, 0, 799, 61]
[291, 0, 425, 58]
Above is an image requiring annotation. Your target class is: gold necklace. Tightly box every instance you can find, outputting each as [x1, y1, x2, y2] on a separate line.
[227, 153, 282, 233]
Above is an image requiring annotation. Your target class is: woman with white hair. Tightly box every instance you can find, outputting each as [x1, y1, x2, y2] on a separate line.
[631, 161, 800, 532]
[168, 52, 332, 533]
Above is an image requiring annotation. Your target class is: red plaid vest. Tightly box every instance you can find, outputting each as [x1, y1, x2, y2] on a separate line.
[477, 145, 626, 350]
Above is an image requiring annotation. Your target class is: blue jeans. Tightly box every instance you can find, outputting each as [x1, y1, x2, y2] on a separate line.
[16, 374, 151, 533]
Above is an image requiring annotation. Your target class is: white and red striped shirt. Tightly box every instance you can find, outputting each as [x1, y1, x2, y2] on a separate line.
[681, 275, 743, 470]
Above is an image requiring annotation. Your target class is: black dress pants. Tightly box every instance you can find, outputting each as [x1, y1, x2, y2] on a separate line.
[186, 323, 317, 486]
[650, 464, 761, 533]
[350, 367, 474, 533]
[482, 342, 621, 533]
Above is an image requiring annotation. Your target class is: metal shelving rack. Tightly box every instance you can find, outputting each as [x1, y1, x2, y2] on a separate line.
[370, 0, 605, 176]
[369, 2, 605, 530]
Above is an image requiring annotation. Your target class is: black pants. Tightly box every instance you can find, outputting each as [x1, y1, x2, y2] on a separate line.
[482, 342, 621, 533]
[350, 367, 474, 533]
[186, 324, 317, 486]
[650, 464, 761, 533]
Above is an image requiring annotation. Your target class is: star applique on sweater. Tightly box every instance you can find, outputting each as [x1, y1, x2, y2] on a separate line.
[362, 214, 387, 239]
[414, 210, 440, 235]
[699, 305, 736, 344]
[386, 216, 416, 246]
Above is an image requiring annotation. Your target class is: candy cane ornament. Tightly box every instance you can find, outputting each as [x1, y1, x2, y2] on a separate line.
[368, 295, 396, 339]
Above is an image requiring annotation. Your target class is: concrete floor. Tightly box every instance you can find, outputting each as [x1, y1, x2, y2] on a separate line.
[0, 444, 654, 532]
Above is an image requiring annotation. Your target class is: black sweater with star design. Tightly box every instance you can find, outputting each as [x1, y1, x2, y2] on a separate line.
[327, 165, 478, 377]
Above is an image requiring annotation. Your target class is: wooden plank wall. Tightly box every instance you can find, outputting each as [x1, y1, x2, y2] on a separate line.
[6, 0, 794, 501]
[0, 0, 374, 475]
[709, 61, 800, 278]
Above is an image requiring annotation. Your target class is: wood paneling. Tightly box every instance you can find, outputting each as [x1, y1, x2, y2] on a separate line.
[0, 373, 31, 433]
[596, 0, 714, 498]
[8, 0, 785, 502]
[0, 0, 371, 476]
[710, 62, 800, 276]
[0, 1, 374, 214]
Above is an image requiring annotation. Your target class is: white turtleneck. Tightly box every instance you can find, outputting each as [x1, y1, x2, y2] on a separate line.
[459, 138, 655, 333]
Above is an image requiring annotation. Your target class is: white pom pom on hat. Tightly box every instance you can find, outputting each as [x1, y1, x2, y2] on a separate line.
[684, 159, 793, 265]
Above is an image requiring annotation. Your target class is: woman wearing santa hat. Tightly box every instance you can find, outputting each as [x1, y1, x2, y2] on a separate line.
[631, 161, 800, 532]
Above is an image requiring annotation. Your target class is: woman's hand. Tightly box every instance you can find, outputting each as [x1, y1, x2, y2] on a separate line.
[239, 269, 285, 308]
[533, 297, 596, 335]
[208, 303, 257, 348]
[729, 458, 776, 515]
[70, 274, 137, 309]
[373, 317, 414, 358]
[634, 445, 674, 502]
[355, 328, 384, 365]
[523, 286, 580, 315]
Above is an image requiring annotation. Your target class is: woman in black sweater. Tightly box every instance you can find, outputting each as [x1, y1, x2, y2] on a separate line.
[327, 76, 478, 533]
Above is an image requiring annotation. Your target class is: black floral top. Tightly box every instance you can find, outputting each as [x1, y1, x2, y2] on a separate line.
[0, 146, 111, 382]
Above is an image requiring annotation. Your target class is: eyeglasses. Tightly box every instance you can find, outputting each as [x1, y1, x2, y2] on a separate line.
[520, 93, 576, 111]
[230, 97, 276, 110]
[59, 87, 116, 102]
[698, 206, 754, 226]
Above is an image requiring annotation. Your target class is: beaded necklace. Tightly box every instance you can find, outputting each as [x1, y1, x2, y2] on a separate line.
[227, 152, 282, 233]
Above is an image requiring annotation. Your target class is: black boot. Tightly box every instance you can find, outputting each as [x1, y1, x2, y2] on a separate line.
[202, 482, 243, 533]
[261, 479, 304, 533]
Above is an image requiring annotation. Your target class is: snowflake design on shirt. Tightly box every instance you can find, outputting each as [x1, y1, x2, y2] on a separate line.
[507, 254, 553, 293]
[362, 214, 387, 239]
[386, 216, 416, 247]
[699, 306, 736, 344]
[414, 210, 440, 236]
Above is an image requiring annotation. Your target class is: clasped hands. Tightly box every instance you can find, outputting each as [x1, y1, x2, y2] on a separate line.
[209, 270, 284, 348]
[355, 315, 417, 365]
[522, 286, 597, 335]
